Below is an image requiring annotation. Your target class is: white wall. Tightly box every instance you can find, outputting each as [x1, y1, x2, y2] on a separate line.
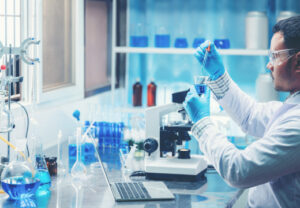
[0, 90, 115, 159]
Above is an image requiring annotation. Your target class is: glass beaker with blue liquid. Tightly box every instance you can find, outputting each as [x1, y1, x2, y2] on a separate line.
[194, 76, 210, 115]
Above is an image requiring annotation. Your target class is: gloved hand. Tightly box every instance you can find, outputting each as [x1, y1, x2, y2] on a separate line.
[183, 86, 210, 123]
[194, 40, 225, 80]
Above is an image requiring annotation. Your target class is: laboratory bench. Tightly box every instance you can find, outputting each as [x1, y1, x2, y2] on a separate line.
[0, 145, 246, 208]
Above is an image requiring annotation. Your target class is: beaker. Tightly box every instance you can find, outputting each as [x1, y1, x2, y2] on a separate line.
[155, 26, 170, 48]
[130, 23, 148, 47]
[193, 76, 210, 115]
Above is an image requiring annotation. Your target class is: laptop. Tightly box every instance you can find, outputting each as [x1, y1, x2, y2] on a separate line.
[95, 148, 175, 202]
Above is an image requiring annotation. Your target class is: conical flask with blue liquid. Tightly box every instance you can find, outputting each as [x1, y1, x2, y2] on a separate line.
[33, 137, 51, 194]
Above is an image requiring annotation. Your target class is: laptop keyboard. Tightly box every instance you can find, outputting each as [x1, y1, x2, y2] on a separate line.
[115, 182, 151, 200]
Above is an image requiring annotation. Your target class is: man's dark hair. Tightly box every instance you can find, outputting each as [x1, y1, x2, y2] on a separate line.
[273, 15, 300, 49]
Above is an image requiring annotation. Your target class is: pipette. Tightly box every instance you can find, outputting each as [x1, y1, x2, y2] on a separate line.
[200, 41, 211, 76]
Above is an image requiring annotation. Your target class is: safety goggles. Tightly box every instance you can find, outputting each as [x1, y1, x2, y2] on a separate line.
[268, 49, 300, 66]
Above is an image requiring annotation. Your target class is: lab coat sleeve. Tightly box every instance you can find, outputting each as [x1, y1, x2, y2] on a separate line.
[206, 72, 282, 137]
[192, 115, 300, 189]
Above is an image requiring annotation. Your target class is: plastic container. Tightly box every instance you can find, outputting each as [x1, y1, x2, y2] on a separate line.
[147, 80, 157, 107]
[133, 78, 142, 107]
[277, 11, 298, 22]
[256, 73, 279, 102]
[245, 11, 268, 49]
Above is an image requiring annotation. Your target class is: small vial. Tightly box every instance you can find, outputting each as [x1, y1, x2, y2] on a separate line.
[147, 80, 156, 107]
[133, 78, 142, 107]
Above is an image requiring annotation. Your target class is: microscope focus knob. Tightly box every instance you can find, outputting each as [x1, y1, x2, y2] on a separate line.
[143, 138, 158, 156]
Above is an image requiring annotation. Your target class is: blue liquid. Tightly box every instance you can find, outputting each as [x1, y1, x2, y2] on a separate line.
[68, 144, 77, 158]
[1, 177, 40, 200]
[194, 84, 210, 115]
[35, 170, 51, 191]
[155, 34, 170, 48]
[195, 84, 206, 95]
[193, 38, 205, 48]
[69, 143, 96, 166]
[214, 39, 230, 49]
[130, 36, 148, 47]
[174, 38, 188, 48]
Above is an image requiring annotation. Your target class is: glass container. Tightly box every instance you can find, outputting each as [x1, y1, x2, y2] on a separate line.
[1, 160, 40, 200]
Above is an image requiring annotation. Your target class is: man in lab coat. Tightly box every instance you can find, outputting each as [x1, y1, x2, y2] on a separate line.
[183, 15, 300, 207]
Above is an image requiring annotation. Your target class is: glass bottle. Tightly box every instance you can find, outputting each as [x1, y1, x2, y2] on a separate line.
[147, 80, 156, 107]
[132, 78, 142, 107]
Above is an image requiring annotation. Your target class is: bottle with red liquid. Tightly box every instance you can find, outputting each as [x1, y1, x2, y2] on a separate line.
[132, 78, 142, 107]
[147, 80, 156, 107]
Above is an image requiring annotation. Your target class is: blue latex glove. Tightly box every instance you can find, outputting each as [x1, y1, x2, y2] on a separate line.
[194, 40, 225, 80]
[183, 86, 210, 123]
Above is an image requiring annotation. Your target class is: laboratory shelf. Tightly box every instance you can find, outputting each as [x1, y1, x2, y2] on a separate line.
[114, 47, 268, 56]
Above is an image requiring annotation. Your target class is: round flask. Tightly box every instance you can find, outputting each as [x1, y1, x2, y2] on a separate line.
[1, 160, 40, 200]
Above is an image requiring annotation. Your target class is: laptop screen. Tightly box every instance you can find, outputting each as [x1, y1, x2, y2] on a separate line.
[93, 146, 127, 185]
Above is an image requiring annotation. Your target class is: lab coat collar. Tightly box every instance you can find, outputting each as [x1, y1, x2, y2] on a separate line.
[285, 91, 300, 104]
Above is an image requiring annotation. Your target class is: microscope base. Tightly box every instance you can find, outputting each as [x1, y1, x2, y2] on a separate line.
[144, 155, 208, 182]
[146, 168, 207, 182]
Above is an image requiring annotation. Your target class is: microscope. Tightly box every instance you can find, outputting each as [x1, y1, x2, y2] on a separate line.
[143, 90, 207, 182]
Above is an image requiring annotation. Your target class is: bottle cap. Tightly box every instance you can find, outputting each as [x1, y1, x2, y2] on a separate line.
[1, 65, 6, 70]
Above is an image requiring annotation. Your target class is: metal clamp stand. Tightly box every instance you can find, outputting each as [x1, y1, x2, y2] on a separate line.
[0, 38, 40, 161]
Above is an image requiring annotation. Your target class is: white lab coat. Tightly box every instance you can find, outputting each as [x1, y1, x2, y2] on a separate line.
[192, 77, 300, 208]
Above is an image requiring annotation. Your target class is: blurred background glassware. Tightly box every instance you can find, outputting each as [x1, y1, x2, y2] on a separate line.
[276, 11, 298, 22]
[155, 26, 170, 48]
[0, 91, 14, 133]
[245, 11, 268, 49]
[193, 38, 206, 49]
[147, 80, 157, 107]
[68, 135, 77, 171]
[130, 23, 148, 47]
[174, 37, 188, 48]
[133, 78, 143, 107]
[214, 39, 230, 49]
[1, 158, 39, 200]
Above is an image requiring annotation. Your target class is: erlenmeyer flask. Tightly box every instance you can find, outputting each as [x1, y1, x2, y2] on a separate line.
[33, 138, 51, 194]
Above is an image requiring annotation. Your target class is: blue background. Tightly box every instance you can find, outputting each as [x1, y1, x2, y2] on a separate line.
[125, 0, 300, 106]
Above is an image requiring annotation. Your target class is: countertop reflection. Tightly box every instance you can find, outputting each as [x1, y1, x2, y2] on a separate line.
[0, 145, 242, 208]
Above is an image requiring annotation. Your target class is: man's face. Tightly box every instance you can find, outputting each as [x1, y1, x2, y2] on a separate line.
[267, 32, 298, 92]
